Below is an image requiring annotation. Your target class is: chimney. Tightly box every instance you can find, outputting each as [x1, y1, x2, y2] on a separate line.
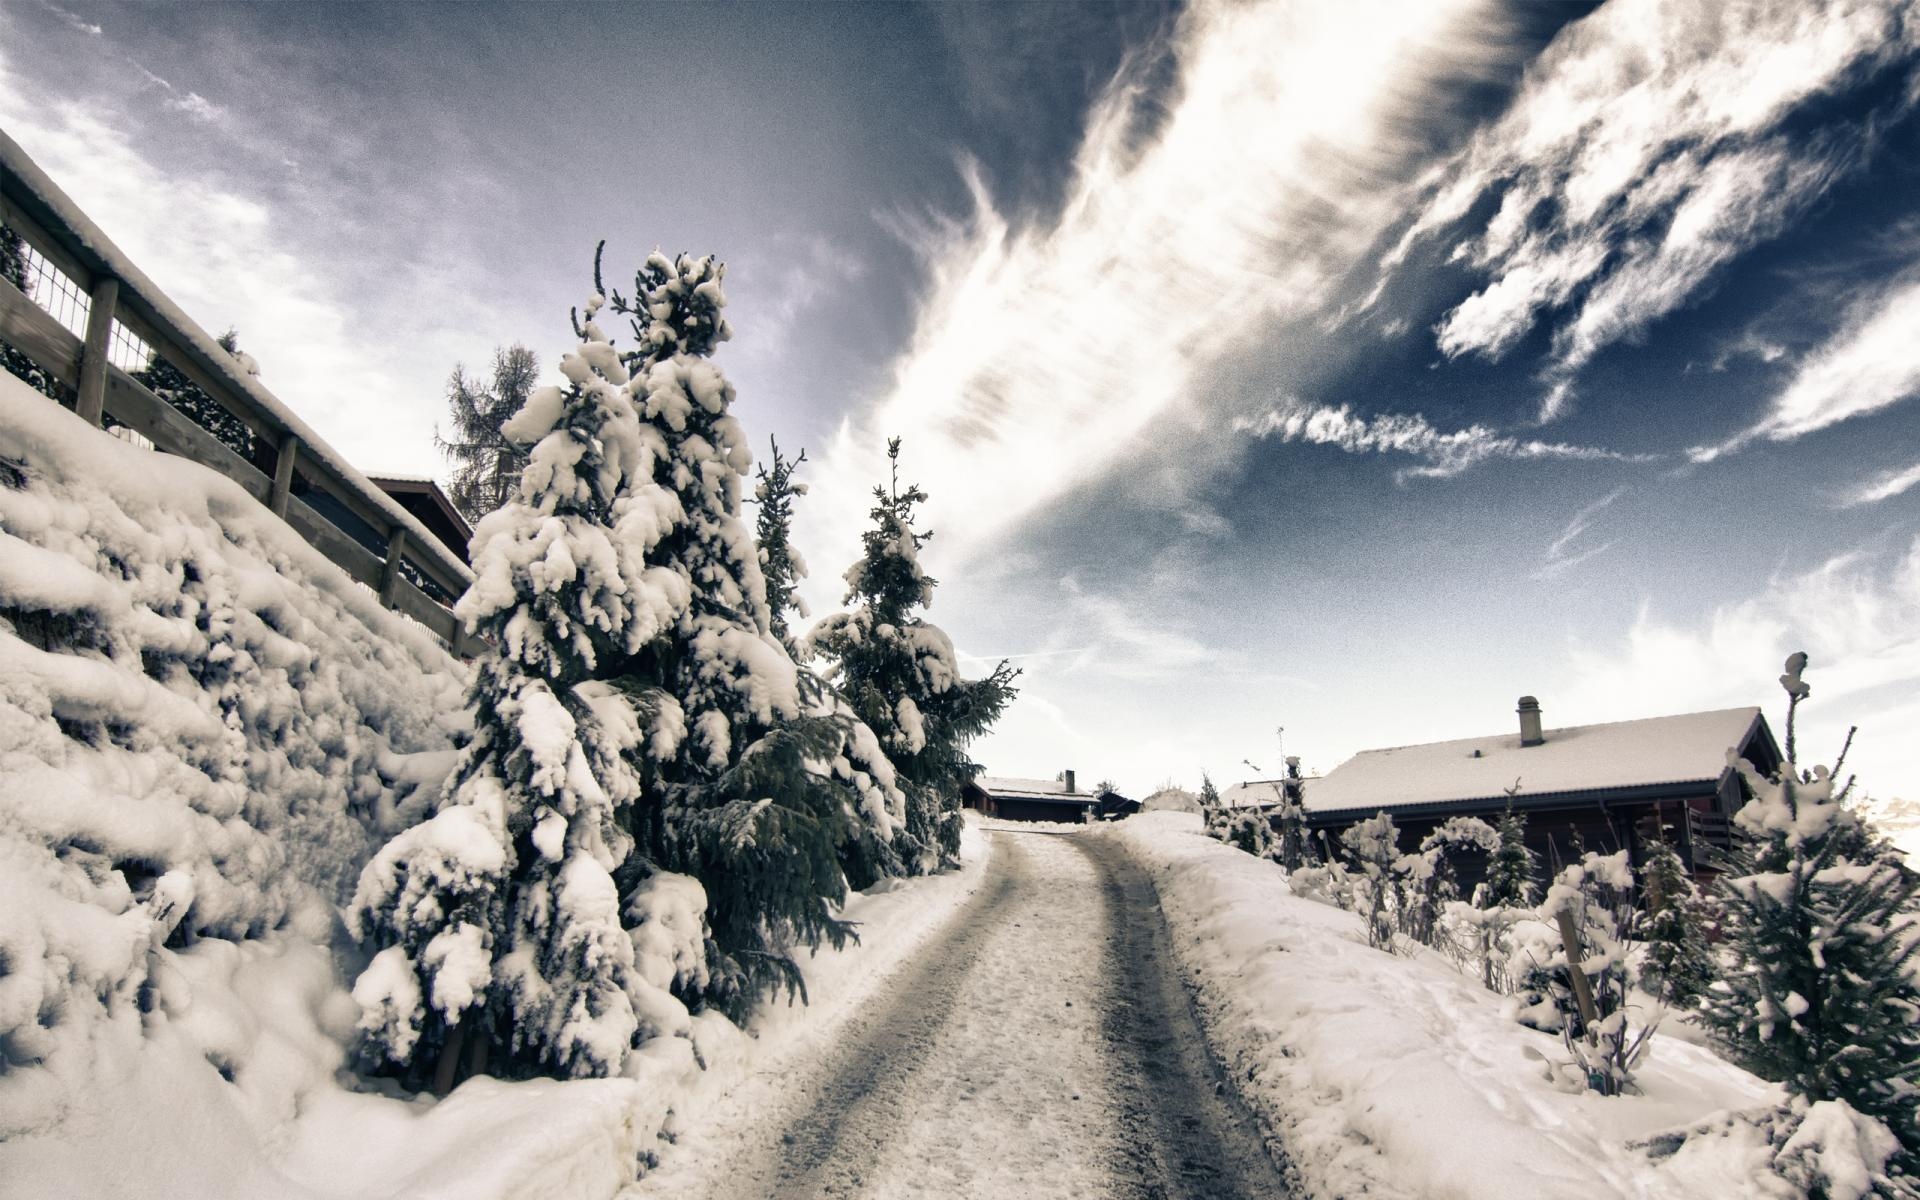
[1517, 696, 1544, 747]
[1063, 769, 1077, 793]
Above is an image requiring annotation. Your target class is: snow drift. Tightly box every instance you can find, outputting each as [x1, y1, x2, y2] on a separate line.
[0, 373, 465, 1146]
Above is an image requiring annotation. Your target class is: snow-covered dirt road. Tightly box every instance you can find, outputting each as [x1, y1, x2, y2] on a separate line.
[626, 827, 1293, 1199]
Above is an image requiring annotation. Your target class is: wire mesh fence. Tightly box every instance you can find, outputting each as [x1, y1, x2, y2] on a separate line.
[16, 239, 89, 337]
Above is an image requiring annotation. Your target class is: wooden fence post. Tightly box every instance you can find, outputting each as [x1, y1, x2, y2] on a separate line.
[76, 275, 118, 426]
[269, 433, 300, 519]
[380, 527, 409, 609]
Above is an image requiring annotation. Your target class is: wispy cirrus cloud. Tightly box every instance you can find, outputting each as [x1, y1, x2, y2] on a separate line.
[1691, 270, 1920, 463]
[1233, 401, 1653, 482]
[1382, 0, 1918, 421]
[1532, 486, 1626, 580]
[803, 0, 1527, 578]
[1839, 461, 1920, 508]
[1558, 535, 1920, 798]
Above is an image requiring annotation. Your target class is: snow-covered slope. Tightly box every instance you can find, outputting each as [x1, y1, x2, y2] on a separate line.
[0, 374, 466, 1154]
[0, 386, 995, 1195]
[1099, 813, 1800, 1200]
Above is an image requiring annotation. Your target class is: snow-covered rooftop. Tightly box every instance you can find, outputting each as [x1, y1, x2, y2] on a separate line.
[975, 775, 1080, 800]
[1221, 778, 1289, 810]
[1300, 706, 1766, 814]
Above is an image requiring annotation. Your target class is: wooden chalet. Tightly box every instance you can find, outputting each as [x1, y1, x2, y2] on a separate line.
[1233, 698, 1781, 889]
[368, 475, 475, 568]
[962, 770, 1138, 823]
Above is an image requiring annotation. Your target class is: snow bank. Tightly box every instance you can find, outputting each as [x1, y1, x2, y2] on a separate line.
[0, 376, 466, 1149]
[1098, 813, 1786, 1200]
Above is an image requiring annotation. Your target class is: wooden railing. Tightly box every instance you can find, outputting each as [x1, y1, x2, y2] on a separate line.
[0, 129, 478, 656]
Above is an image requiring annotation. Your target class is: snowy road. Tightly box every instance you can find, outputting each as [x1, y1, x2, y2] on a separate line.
[627, 827, 1293, 1199]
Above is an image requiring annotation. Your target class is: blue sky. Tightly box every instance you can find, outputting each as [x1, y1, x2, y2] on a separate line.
[4, 0, 1919, 800]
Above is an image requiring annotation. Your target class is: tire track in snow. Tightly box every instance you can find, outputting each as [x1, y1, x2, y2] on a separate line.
[1068, 831, 1300, 1200]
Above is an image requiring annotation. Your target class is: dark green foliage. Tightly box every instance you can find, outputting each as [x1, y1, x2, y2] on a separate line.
[1482, 805, 1538, 908]
[752, 437, 807, 654]
[810, 437, 1017, 873]
[595, 245, 874, 1019]
[1637, 826, 1716, 1009]
[436, 344, 538, 523]
[131, 329, 258, 462]
[1702, 654, 1920, 1165]
[1199, 773, 1224, 835]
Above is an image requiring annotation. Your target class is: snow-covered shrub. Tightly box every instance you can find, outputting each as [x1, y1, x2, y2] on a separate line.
[1641, 1097, 1905, 1200]
[1340, 812, 1404, 951]
[1220, 803, 1277, 859]
[808, 437, 1016, 876]
[0, 375, 463, 1133]
[1270, 758, 1317, 871]
[1397, 816, 1497, 949]
[1703, 652, 1920, 1170]
[1529, 850, 1656, 1096]
[1198, 773, 1225, 835]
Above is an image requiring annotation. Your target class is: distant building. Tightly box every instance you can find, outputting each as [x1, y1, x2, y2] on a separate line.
[1234, 698, 1780, 886]
[963, 769, 1137, 823]
[367, 475, 475, 567]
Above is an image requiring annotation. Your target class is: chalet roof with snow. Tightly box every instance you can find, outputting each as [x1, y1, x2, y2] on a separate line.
[975, 775, 1078, 800]
[1300, 706, 1771, 816]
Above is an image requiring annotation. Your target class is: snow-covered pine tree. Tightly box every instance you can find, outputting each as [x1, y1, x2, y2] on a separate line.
[1270, 757, 1318, 870]
[809, 437, 1017, 874]
[1702, 652, 1920, 1159]
[1637, 822, 1716, 1010]
[437, 344, 539, 523]
[746, 432, 903, 891]
[1199, 773, 1225, 836]
[597, 247, 896, 1015]
[752, 437, 809, 655]
[350, 293, 690, 1088]
[1481, 801, 1538, 908]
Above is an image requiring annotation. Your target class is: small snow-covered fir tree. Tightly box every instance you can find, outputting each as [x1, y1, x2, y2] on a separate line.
[1199, 773, 1225, 835]
[1702, 652, 1920, 1159]
[809, 437, 1017, 874]
[1270, 757, 1318, 870]
[1638, 822, 1716, 1010]
[1481, 801, 1538, 908]
[437, 344, 539, 523]
[350, 293, 688, 1087]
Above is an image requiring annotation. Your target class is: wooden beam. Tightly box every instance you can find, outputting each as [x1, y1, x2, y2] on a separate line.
[0, 275, 82, 386]
[101, 370, 271, 504]
[380, 527, 409, 610]
[75, 275, 118, 426]
[270, 434, 300, 519]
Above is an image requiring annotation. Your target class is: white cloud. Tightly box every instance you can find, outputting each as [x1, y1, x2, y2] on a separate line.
[1555, 535, 1920, 800]
[1053, 575, 1215, 682]
[1386, 0, 1914, 419]
[1839, 460, 1920, 508]
[0, 51, 509, 482]
[1233, 400, 1654, 481]
[803, 0, 1522, 580]
[166, 91, 223, 124]
[1533, 486, 1625, 580]
[1691, 270, 1920, 462]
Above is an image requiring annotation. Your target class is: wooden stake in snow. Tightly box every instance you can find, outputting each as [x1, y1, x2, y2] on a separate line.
[1554, 908, 1601, 1033]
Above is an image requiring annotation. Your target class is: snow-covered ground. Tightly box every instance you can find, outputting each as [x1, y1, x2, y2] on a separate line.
[1096, 812, 1807, 1200]
[0, 380, 1000, 1198]
[627, 824, 1288, 1200]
